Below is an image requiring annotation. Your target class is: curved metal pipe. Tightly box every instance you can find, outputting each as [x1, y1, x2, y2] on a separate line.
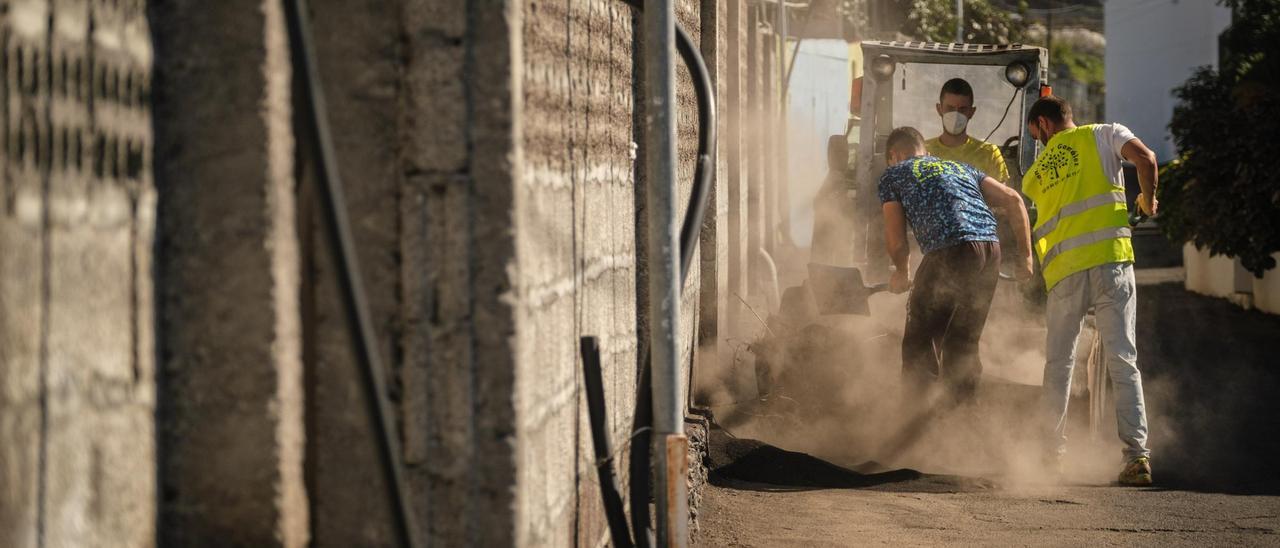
[609, 3, 717, 547]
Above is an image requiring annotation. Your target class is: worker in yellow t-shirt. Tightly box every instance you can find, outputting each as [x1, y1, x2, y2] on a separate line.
[925, 78, 1010, 183]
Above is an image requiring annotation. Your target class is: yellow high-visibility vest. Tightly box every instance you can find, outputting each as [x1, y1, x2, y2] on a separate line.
[1023, 125, 1134, 291]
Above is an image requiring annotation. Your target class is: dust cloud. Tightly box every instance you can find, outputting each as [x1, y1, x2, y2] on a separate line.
[697, 277, 1153, 488]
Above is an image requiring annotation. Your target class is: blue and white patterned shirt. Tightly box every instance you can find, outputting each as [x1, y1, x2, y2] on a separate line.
[877, 155, 999, 254]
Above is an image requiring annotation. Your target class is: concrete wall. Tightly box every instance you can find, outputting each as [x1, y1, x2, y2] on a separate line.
[152, 0, 307, 545]
[154, 0, 522, 545]
[1105, 0, 1231, 162]
[1183, 243, 1241, 300]
[1184, 243, 1280, 316]
[300, 0, 403, 544]
[0, 0, 156, 546]
[514, 0, 713, 543]
[2, 0, 767, 545]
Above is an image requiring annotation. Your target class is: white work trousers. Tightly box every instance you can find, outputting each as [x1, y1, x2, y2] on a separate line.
[1042, 261, 1150, 460]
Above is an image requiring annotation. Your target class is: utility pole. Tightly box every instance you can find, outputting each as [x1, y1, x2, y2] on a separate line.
[1047, 0, 1054, 58]
[956, 0, 964, 43]
[643, 0, 687, 546]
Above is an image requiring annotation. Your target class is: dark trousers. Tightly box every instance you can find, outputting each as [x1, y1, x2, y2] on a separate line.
[902, 241, 1001, 404]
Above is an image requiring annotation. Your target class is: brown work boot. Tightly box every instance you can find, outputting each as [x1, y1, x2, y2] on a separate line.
[1118, 457, 1153, 486]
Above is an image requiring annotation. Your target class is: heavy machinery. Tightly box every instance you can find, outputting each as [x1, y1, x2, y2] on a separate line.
[847, 41, 1049, 280]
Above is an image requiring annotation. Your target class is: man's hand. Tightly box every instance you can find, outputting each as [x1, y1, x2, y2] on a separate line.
[1014, 252, 1035, 281]
[1122, 138, 1159, 217]
[1136, 192, 1158, 217]
[890, 269, 911, 294]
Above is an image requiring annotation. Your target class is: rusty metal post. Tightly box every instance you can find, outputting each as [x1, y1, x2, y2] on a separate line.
[643, 0, 687, 545]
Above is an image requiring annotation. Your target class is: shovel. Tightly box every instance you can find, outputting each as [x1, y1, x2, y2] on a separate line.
[807, 263, 889, 316]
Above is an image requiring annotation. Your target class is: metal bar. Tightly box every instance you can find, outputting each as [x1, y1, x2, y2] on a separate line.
[281, 1, 423, 546]
[643, 0, 687, 545]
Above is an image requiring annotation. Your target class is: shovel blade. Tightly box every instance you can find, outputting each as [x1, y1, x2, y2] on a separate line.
[807, 263, 883, 316]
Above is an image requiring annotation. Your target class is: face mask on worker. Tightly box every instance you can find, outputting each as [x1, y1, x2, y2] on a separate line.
[941, 111, 969, 136]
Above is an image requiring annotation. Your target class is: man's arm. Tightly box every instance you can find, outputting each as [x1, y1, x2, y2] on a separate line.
[882, 201, 911, 293]
[979, 176, 1034, 279]
[1121, 137, 1159, 215]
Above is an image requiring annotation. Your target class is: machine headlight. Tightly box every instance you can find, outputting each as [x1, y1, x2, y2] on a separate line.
[870, 55, 895, 81]
[1005, 61, 1031, 88]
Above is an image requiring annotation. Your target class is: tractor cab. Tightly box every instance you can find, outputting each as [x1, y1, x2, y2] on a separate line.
[847, 41, 1048, 281]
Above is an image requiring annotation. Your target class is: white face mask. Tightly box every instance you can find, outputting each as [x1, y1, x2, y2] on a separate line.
[942, 111, 969, 136]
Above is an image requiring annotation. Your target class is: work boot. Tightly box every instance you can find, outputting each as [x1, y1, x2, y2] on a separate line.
[1118, 457, 1153, 486]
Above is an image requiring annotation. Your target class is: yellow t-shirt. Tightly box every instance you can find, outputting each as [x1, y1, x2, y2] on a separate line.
[925, 136, 1010, 183]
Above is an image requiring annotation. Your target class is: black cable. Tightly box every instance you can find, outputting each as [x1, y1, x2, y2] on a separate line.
[581, 337, 637, 548]
[281, 1, 423, 546]
[983, 86, 1023, 145]
[616, 0, 717, 276]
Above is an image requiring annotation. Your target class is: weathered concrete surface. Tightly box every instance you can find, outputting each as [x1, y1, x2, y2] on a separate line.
[1, 0, 156, 546]
[518, 1, 640, 543]
[152, 0, 306, 545]
[301, 0, 403, 545]
[135, 0, 761, 546]
[697, 0, 730, 399]
[398, 0, 478, 546]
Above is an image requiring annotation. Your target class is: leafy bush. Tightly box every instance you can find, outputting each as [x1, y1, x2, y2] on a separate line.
[899, 0, 1028, 44]
[1163, 0, 1280, 276]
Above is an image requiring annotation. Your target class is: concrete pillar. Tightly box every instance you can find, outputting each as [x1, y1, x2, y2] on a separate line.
[761, 32, 776, 257]
[1, 0, 155, 545]
[152, 0, 307, 545]
[398, 0, 478, 545]
[0, 2, 51, 542]
[746, 6, 764, 303]
[464, 3, 521, 545]
[724, 0, 749, 348]
[695, 0, 728, 406]
[300, 0, 404, 544]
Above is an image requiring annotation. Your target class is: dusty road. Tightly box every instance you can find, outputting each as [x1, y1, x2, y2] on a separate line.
[696, 480, 1279, 546]
[694, 281, 1280, 546]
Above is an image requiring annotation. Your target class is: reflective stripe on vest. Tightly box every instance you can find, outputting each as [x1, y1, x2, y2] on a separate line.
[1023, 125, 1136, 290]
[1032, 191, 1127, 241]
[1040, 226, 1132, 268]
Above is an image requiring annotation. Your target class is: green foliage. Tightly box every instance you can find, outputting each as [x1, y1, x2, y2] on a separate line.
[1050, 41, 1103, 87]
[1161, 0, 1280, 276]
[899, 0, 1028, 44]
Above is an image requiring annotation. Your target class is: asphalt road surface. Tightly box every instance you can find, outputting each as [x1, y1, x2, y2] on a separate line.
[694, 281, 1280, 547]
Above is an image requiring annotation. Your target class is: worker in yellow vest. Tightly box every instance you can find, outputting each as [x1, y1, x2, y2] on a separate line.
[1023, 96, 1158, 486]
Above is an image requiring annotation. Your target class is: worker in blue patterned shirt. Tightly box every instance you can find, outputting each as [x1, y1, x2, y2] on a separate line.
[878, 127, 1033, 404]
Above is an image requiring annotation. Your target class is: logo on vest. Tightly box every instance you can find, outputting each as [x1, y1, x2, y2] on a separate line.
[1033, 143, 1081, 192]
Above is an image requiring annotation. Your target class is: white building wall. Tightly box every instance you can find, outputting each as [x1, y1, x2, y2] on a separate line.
[1105, 0, 1232, 162]
[786, 39, 850, 247]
